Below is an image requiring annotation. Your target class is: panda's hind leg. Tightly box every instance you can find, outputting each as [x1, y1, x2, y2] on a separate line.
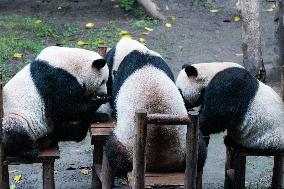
[105, 132, 132, 177]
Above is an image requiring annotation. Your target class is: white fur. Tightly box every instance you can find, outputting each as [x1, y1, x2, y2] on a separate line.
[37, 46, 109, 96]
[114, 65, 187, 165]
[3, 65, 51, 141]
[229, 82, 284, 150]
[112, 39, 162, 79]
[176, 62, 243, 107]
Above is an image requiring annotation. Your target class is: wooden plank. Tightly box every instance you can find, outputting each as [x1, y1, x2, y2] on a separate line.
[233, 154, 246, 189]
[43, 161, 55, 189]
[90, 119, 116, 129]
[98, 45, 108, 58]
[272, 155, 284, 188]
[282, 66, 284, 101]
[128, 172, 184, 187]
[90, 127, 113, 136]
[133, 109, 147, 189]
[101, 147, 112, 189]
[146, 113, 190, 125]
[185, 113, 198, 189]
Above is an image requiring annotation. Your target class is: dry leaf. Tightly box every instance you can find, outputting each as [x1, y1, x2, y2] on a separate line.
[171, 15, 177, 20]
[58, 6, 62, 10]
[144, 27, 153, 32]
[80, 168, 89, 175]
[234, 16, 241, 22]
[271, 3, 276, 9]
[139, 38, 145, 43]
[113, 4, 119, 8]
[165, 5, 170, 11]
[235, 53, 243, 57]
[8, 170, 17, 173]
[96, 39, 106, 45]
[14, 175, 21, 183]
[85, 22, 95, 29]
[13, 53, 23, 59]
[121, 34, 132, 39]
[265, 8, 274, 12]
[10, 184, 16, 189]
[118, 30, 128, 35]
[141, 31, 149, 35]
[210, 9, 220, 13]
[165, 23, 172, 28]
[77, 40, 89, 46]
[34, 19, 42, 24]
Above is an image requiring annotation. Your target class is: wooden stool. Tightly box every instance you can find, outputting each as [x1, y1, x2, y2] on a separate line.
[0, 72, 60, 189]
[224, 136, 284, 189]
[90, 119, 115, 189]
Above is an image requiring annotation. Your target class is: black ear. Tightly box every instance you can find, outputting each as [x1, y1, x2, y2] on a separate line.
[184, 65, 198, 77]
[92, 59, 106, 69]
[182, 64, 190, 69]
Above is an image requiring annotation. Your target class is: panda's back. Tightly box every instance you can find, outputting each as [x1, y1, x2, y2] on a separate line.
[114, 65, 187, 169]
[3, 64, 51, 141]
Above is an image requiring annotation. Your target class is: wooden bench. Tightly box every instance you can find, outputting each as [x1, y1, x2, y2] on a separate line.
[224, 66, 284, 189]
[0, 72, 60, 189]
[90, 110, 202, 189]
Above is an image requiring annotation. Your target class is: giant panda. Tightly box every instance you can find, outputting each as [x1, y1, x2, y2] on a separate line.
[105, 38, 207, 177]
[3, 46, 109, 156]
[176, 62, 284, 150]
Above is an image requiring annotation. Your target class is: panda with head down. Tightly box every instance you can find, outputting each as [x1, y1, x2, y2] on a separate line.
[176, 62, 284, 150]
[105, 38, 208, 177]
[3, 46, 109, 157]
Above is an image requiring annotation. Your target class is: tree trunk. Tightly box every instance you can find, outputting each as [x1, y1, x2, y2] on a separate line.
[274, 0, 284, 67]
[240, 0, 266, 82]
[136, 0, 165, 20]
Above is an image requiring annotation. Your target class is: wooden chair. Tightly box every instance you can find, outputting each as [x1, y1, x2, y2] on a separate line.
[224, 66, 284, 189]
[96, 110, 201, 189]
[0, 71, 60, 189]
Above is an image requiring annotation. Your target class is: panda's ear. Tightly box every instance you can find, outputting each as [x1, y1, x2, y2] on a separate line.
[182, 64, 191, 69]
[92, 59, 106, 69]
[184, 65, 198, 77]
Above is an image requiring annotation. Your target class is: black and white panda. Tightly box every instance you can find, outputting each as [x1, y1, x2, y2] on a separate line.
[3, 46, 109, 156]
[105, 38, 207, 176]
[176, 62, 284, 150]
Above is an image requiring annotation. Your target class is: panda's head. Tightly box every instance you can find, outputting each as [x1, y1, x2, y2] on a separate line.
[36, 46, 109, 96]
[176, 62, 243, 109]
[106, 38, 161, 80]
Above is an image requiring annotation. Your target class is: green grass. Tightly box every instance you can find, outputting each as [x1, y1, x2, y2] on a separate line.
[132, 18, 160, 29]
[0, 16, 122, 84]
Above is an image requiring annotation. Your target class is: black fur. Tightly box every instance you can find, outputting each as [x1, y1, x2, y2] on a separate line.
[92, 58, 106, 69]
[199, 67, 259, 136]
[184, 65, 198, 77]
[30, 60, 108, 141]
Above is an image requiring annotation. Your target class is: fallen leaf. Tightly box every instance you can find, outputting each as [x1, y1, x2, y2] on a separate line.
[95, 39, 106, 45]
[210, 9, 220, 13]
[165, 23, 172, 28]
[235, 53, 243, 57]
[80, 168, 89, 175]
[8, 170, 17, 173]
[34, 19, 42, 24]
[113, 4, 119, 8]
[58, 6, 62, 10]
[265, 8, 274, 12]
[118, 30, 128, 35]
[121, 34, 132, 39]
[171, 15, 177, 20]
[66, 163, 77, 170]
[271, 3, 276, 9]
[139, 38, 145, 43]
[10, 184, 16, 189]
[141, 31, 149, 35]
[13, 53, 23, 59]
[85, 22, 95, 29]
[14, 175, 21, 183]
[144, 27, 153, 32]
[77, 40, 89, 46]
[165, 5, 170, 11]
[234, 16, 241, 22]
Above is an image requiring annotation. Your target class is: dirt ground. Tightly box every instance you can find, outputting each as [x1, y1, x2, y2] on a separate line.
[0, 0, 282, 188]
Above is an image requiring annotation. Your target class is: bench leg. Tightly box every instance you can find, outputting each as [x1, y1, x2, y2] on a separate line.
[224, 147, 234, 189]
[0, 163, 9, 189]
[233, 153, 246, 189]
[101, 147, 113, 189]
[272, 155, 284, 189]
[197, 170, 203, 189]
[92, 144, 103, 189]
[43, 160, 55, 189]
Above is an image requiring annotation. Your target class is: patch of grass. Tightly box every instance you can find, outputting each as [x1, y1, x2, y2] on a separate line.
[132, 18, 160, 29]
[200, 0, 216, 9]
[120, 0, 135, 11]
